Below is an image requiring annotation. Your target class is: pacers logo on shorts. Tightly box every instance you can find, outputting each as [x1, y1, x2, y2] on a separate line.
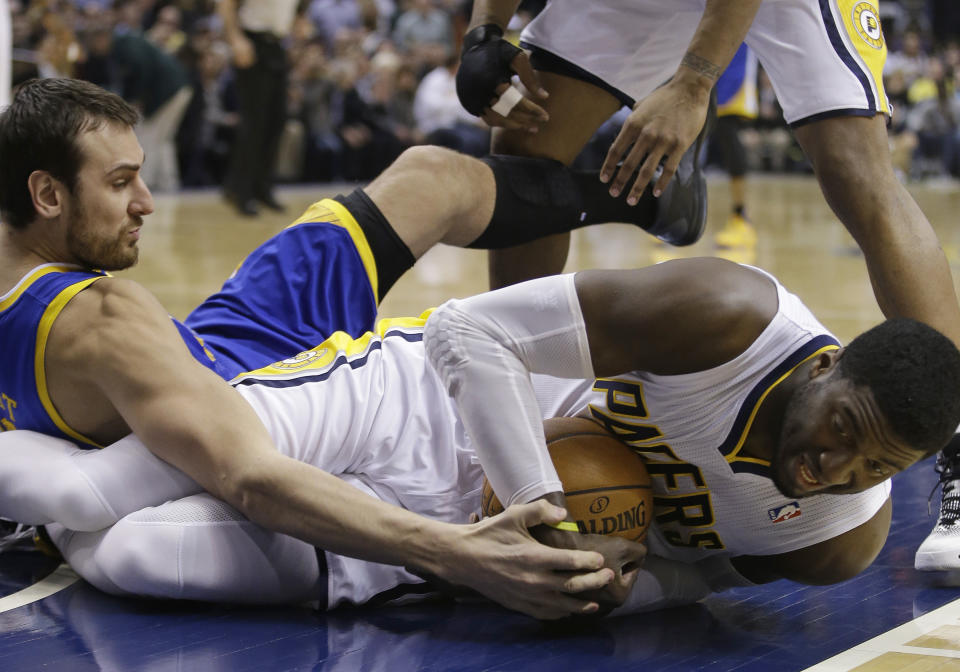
[852, 2, 883, 50]
[272, 349, 327, 369]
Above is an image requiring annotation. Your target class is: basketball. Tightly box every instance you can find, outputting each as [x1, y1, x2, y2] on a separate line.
[481, 416, 653, 541]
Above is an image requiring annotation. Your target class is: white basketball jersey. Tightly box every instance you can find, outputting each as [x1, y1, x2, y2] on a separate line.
[231, 270, 889, 605]
[531, 268, 890, 563]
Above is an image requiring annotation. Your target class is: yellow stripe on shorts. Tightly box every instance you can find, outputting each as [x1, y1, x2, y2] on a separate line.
[289, 198, 379, 303]
[836, 0, 890, 116]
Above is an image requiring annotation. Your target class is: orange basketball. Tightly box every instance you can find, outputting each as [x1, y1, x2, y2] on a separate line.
[481, 416, 653, 541]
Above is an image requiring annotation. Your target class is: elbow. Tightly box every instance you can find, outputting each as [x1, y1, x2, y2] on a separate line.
[424, 301, 468, 385]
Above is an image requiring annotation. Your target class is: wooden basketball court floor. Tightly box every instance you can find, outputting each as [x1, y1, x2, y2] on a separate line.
[3, 174, 960, 671]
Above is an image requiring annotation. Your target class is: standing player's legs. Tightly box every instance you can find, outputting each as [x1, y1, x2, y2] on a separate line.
[488, 71, 622, 289]
[745, 0, 960, 569]
[712, 115, 757, 249]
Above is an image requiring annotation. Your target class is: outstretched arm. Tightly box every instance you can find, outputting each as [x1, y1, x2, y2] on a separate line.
[35, 278, 613, 619]
[600, 0, 763, 202]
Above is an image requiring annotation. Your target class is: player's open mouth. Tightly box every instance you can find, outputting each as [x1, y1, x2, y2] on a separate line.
[798, 457, 820, 488]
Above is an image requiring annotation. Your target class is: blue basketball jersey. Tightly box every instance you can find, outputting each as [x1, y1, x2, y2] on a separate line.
[0, 199, 379, 447]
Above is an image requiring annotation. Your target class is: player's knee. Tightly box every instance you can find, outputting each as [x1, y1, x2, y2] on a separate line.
[392, 145, 466, 179]
[93, 517, 184, 599]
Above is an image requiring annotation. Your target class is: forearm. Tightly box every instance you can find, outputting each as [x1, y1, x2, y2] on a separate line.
[675, 0, 763, 93]
[216, 0, 244, 41]
[610, 554, 754, 616]
[229, 449, 459, 574]
[467, 0, 522, 31]
[425, 274, 595, 507]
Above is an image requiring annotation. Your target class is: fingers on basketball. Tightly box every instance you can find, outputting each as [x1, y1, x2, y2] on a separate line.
[481, 417, 653, 542]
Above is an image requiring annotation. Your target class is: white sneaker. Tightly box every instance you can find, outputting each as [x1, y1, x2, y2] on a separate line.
[916, 444, 960, 571]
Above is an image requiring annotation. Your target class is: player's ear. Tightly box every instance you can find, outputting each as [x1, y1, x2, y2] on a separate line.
[809, 348, 844, 379]
[27, 170, 65, 220]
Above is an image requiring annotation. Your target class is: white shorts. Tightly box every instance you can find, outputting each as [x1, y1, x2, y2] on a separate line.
[234, 322, 487, 608]
[520, 0, 890, 125]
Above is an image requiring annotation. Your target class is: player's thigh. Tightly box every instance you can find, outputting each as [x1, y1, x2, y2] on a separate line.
[491, 71, 622, 164]
[747, 0, 889, 124]
[53, 495, 323, 603]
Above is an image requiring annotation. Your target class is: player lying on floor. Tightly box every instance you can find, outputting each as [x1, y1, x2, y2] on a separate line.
[0, 78, 707, 619]
[3, 258, 958, 616]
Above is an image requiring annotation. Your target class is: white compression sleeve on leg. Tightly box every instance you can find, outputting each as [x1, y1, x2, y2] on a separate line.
[424, 273, 595, 506]
[0, 430, 200, 530]
[48, 493, 324, 603]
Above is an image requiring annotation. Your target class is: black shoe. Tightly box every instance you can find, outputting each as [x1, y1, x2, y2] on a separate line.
[644, 106, 714, 246]
[236, 199, 260, 217]
[257, 195, 286, 213]
[223, 190, 260, 217]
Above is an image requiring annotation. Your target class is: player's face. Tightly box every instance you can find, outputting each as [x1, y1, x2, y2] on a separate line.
[63, 124, 153, 271]
[772, 355, 923, 498]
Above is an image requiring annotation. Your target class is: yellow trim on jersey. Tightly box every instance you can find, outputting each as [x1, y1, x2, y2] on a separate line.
[725, 344, 840, 465]
[34, 277, 106, 448]
[289, 197, 379, 303]
[235, 310, 435, 380]
[837, 0, 890, 115]
[0, 265, 83, 313]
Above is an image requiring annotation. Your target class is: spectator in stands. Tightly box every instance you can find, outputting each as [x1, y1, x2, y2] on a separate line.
[86, 13, 193, 192]
[413, 54, 487, 156]
[392, 0, 451, 73]
[887, 27, 929, 90]
[907, 58, 960, 178]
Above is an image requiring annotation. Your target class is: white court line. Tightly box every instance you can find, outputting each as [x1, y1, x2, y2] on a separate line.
[0, 564, 78, 614]
[802, 597, 960, 671]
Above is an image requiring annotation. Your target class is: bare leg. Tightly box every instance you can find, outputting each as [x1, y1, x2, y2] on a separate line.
[795, 115, 960, 347]
[489, 72, 622, 289]
[363, 146, 497, 258]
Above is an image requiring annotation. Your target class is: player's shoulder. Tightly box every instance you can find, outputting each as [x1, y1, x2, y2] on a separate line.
[63, 276, 162, 320]
[50, 276, 168, 361]
[653, 257, 778, 332]
[666, 257, 776, 300]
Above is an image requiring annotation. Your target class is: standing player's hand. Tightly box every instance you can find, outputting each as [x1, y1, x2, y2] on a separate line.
[456, 25, 549, 133]
[414, 500, 617, 620]
[599, 79, 710, 204]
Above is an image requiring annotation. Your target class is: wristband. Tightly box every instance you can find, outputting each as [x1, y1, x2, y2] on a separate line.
[548, 520, 581, 532]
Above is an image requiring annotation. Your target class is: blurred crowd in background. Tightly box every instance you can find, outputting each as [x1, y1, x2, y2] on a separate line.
[5, 0, 960, 194]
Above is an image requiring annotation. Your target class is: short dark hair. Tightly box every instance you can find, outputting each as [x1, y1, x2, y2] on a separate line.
[838, 318, 960, 458]
[0, 78, 139, 230]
